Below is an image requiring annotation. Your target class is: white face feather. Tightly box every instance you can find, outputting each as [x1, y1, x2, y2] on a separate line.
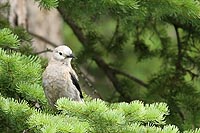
[52, 45, 73, 62]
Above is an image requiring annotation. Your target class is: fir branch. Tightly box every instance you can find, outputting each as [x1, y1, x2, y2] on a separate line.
[184, 69, 199, 80]
[57, 98, 170, 130]
[34, 0, 58, 9]
[0, 49, 46, 106]
[0, 28, 20, 48]
[108, 18, 120, 47]
[173, 24, 198, 81]
[165, 16, 200, 35]
[190, 39, 200, 53]
[0, 96, 33, 132]
[174, 24, 183, 72]
[28, 112, 90, 133]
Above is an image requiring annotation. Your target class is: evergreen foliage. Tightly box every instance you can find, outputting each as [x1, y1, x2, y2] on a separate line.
[0, 96, 33, 132]
[0, 48, 47, 105]
[35, 0, 59, 9]
[56, 0, 200, 130]
[0, 93, 198, 133]
[0, 28, 19, 48]
[0, 0, 200, 132]
[0, 27, 47, 108]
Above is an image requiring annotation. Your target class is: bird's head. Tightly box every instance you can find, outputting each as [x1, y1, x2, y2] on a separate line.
[52, 45, 75, 65]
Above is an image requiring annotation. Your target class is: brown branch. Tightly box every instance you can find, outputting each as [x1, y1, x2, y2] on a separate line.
[174, 25, 182, 72]
[34, 48, 53, 55]
[93, 56, 131, 101]
[28, 31, 58, 47]
[76, 66, 103, 99]
[165, 17, 200, 35]
[184, 69, 199, 80]
[111, 67, 148, 88]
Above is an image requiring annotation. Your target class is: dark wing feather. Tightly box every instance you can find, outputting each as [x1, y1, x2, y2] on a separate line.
[69, 72, 83, 98]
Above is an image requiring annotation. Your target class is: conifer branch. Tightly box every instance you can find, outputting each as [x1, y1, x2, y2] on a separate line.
[174, 25, 182, 72]
[166, 17, 200, 35]
[109, 18, 120, 47]
[185, 69, 199, 80]
[173, 24, 188, 122]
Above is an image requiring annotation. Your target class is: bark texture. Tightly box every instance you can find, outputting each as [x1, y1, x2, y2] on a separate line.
[9, 0, 63, 57]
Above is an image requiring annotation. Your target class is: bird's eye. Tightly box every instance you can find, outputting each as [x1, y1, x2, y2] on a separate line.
[59, 52, 63, 55]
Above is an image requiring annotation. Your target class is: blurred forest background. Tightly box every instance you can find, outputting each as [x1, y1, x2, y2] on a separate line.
[1, 0, 200, 132]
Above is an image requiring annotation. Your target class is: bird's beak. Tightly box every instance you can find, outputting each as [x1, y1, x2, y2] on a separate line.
[66, 53, 76, 59]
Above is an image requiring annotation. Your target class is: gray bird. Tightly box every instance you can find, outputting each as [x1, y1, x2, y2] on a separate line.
[42, 45, 83, 107]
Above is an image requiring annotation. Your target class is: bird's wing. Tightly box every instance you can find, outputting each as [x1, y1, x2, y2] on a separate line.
[69, 72, 84, 98]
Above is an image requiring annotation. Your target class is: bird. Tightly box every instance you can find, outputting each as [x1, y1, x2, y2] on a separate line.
[42, 45, 84, 107]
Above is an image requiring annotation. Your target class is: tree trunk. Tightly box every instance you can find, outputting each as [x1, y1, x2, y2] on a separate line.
[8, 0, 63, 57]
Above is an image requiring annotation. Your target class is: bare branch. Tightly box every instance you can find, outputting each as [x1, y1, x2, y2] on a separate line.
[34, 48, 53, 55]
[78, 67, 103, 99]
[111, 67, 148, 88]
[93, 56, 132, 101]
[28, 31, 58, 47]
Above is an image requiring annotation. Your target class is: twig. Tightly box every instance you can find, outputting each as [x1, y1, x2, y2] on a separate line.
[34, 48, 53, 55]
[94, 56, 131, 101]
[174, 24, 182, 71]
[108, 18, 119, 47]
[184, 69, 199, 80]
[111, 67, 148, 88]
[28, 31, 58, 47]
[78, 67, 103, 99]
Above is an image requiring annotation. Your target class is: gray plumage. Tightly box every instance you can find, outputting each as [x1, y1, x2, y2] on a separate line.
[42, 45, 83, 107]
